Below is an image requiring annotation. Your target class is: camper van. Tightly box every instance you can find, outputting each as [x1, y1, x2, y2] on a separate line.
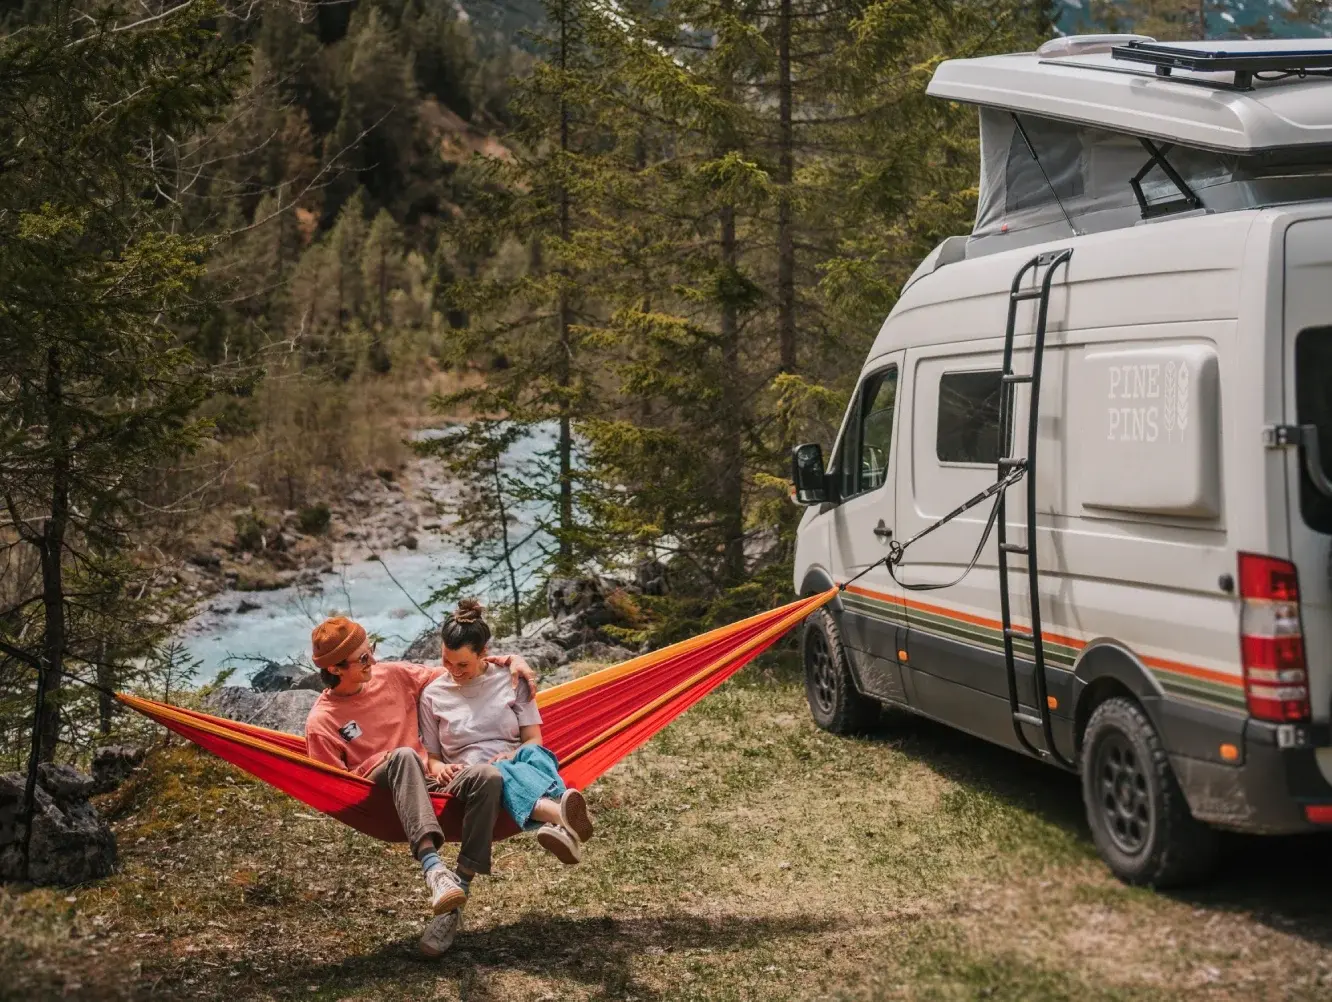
[790, 36, 1332, 887]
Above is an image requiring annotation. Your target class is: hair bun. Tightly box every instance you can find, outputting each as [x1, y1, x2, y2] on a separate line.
[454, 598, 484, 624]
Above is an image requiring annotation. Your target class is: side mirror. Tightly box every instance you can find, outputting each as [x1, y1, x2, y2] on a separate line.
[791, 443, 831, 505]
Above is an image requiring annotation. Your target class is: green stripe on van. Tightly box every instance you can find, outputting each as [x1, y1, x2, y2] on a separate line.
[839, 586, 1243, 713]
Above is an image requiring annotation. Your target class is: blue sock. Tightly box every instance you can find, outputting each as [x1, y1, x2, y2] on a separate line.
[455, 868, 472, 891]
[420, 850, 442, 876]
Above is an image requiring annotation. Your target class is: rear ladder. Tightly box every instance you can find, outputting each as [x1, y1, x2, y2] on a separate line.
[996, 249, 1075, 768]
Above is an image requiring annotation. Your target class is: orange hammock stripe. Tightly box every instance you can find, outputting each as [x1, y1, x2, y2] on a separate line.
[118, 588, 837, 844]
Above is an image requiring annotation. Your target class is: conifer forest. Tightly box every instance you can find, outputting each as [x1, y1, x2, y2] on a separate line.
[1, 0, 1329, 765]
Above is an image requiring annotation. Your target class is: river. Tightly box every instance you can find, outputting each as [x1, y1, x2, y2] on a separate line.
[177, 423, 559, 683]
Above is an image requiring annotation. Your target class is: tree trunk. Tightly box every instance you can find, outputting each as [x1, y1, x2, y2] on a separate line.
[369, 240, 391, 373]
[493, 460, 523, 636]
[776, 0, 796, 375]
[719, 204, 745, 588]
[97, 640, 113, 736]
[717, 0, 746, 589]
[556, 1, 575, 571]
[37, 346, 68, 763]
[379, 241, 389, 330]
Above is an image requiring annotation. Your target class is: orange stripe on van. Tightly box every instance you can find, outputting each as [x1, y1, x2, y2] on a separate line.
[845, 583, 1082, 648]
[1140, 654, 1242, 689]
[839, 581, 1243, 689]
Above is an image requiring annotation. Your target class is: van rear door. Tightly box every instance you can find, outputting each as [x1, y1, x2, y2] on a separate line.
[1282, 219, 1332, 732]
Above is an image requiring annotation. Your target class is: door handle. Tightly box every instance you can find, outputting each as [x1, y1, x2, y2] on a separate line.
[873, 521, 893, 539]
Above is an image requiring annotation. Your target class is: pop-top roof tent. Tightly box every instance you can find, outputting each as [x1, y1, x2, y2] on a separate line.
[921, 36, 1332, 262]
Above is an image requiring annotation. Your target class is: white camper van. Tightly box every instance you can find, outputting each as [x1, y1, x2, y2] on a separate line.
[790, 37, 1332, 887]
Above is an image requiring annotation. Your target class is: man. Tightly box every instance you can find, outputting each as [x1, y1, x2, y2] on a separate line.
[303, 615, 537, 956]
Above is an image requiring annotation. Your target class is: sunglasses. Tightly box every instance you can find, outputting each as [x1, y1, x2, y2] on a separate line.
[337, 643, 377, 670]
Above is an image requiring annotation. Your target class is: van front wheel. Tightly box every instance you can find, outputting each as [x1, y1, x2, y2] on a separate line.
[803, 608, 878, 734]
[1081, 697, 1219, 888]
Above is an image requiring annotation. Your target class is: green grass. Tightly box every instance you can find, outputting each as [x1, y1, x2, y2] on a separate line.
[3, 675, 1332, 1001]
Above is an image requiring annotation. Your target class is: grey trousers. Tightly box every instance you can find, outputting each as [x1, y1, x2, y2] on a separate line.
[370, 748, 503, 875]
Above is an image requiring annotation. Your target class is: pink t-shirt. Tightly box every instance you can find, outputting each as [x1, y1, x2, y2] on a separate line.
[305, 661, 444, 777]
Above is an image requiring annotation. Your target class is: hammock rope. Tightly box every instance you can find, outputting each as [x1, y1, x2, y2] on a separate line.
[115, 588, 837, 845]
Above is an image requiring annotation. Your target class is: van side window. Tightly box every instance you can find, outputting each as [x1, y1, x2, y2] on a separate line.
[836, 367, 898, 498]
[1295, 327, 1332, 532]
[937, 370, 1003, 465]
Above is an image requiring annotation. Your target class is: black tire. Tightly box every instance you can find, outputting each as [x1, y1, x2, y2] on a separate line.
[803, 607, 879, 734]
[1081, 697, 1220, 888]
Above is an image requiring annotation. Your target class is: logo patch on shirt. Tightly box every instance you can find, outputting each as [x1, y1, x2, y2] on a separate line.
[338, 720, 363, 742]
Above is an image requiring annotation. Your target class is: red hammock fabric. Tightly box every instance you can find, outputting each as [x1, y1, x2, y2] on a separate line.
[118, 588, 835, 844]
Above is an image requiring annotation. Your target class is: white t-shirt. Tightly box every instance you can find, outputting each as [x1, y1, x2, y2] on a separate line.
[417, 666, 542, 766]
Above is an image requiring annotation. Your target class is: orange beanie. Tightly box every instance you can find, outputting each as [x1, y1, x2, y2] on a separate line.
[311, 616, 367, 669]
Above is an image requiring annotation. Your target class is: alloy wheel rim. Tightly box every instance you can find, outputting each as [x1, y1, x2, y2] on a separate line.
[1094, 731, 1153, 856]
[806, 629, 837, 714]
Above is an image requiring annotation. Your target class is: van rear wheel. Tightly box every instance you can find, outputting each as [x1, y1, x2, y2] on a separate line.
[1081, 697, 1219, 888]
[803, 608, 878, 734]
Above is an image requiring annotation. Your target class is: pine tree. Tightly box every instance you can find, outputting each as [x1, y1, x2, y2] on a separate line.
[565, 0, 782, 628]
[425, 0, 631, 603]
[0, 2, 247, 765]
[361, 209, 408, 372]
[565, 0, 1058, 636]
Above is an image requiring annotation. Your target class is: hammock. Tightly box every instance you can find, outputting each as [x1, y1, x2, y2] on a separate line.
[117, 588, 836, 845]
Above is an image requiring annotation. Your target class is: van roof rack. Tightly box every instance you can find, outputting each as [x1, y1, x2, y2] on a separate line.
[1110, 39, 1332, 91]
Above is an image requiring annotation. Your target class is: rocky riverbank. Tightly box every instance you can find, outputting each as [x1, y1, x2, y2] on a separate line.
[169, 448, 459, 610]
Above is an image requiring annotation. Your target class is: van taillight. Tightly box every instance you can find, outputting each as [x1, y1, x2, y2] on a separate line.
[1238, 553, 1311, 723]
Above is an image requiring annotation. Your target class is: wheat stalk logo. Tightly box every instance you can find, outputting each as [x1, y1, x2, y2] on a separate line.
[1163, 362, 1176, 439]
[1175, 363, 1190, 437]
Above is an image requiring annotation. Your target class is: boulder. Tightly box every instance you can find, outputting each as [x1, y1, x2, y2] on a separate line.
[489, 636, 569, 675]
[187, 551, 222, 571]
[565, 641, 637, 665]
[36, 763, 94, 801]
[0, 767, 117, 886]
[250, 662, 310, 692]
[202, 687, 319, 736]
[541, 575, 632, 649]
[635, 558, 670, 596]
[233, 567, 290, 592]
[292, 670, 325, 692]
[399, 625, 440, 664]
[90, 746, 145, 795]
[546, 576, 617, 627]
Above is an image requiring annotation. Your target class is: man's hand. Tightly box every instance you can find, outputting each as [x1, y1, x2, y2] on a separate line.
[486, 653, 538, 693]
[426, 758, 462, 783]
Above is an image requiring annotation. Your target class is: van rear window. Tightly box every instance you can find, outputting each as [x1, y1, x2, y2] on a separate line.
[937, 371, 1003, 465]
[1295, 327, 1332, 533]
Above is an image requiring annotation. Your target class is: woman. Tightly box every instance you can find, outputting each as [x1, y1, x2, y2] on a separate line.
[418, 599, 594, 865]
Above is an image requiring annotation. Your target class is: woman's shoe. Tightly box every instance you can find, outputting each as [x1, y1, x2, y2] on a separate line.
[537, 823, 582, 865]
[559, 788, 594, 842]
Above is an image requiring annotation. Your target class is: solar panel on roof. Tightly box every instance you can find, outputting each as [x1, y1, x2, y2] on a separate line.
[1111, 39, 1332, 90]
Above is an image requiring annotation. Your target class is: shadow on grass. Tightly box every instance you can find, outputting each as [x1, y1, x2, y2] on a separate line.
[858, 705, 1332, 948]
[238, 912, 843, 1001]
[869, 706, 1087, 836]
[1170, 831, 1332, 947]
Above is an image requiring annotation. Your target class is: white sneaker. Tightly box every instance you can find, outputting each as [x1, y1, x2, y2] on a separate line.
[537, 823, 582, 865]
[419, 908, 463, 958]
[559, 788, 594, 842]
[425, 866, 468, 915]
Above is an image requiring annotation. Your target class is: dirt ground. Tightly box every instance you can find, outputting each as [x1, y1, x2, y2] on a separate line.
[3, 669, 1331, 1001]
